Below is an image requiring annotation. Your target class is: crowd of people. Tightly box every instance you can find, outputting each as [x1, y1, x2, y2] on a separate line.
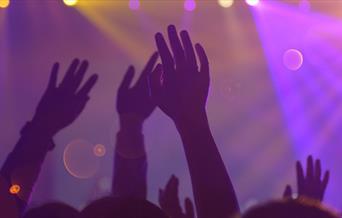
[0, 25, 339, 218]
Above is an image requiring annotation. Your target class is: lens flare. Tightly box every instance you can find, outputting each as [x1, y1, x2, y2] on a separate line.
[93, 144, 106, 157]
[283, 48, 304, 71]
[245, 0, 259, 6]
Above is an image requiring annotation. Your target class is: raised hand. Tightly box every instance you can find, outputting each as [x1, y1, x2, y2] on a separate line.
[150, 25, 209, 123]
[116, 52, 159, 121]
[283, 155, 329, 201]
[159, 175, 194, 218]
[32, 59, 98, 136]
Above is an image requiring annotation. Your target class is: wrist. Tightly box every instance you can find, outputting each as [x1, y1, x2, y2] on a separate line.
[119, 113, 144, 133]
[174, 109, 208, 128]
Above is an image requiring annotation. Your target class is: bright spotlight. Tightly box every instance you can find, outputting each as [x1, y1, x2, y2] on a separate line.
[218, 0, 234, 8]
[184, 0, 196, 11]
[245, 0, 259, 6]
[129, 0, 140, 10]
[0, 0, 10, 8]
[283, 49, 304, 71]
[63, 0, 78, 7]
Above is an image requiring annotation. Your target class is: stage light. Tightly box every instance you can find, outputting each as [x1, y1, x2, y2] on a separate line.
[129, 0, 140, 10]
[184, 0, 196, 11]
[93, 144, 106, 157]
[0, 0, 10, 8]
[63, 0, 78, 7]
[283, 48, 303, 71]
[218, 0, 234, 8]
[245, 0, 259, 6]
[9, 184, 20, 195]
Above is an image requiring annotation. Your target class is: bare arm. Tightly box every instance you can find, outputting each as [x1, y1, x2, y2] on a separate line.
[0, 59, 97, 214]
[112, 53, 158, 199]
[151, 25, 239, 218]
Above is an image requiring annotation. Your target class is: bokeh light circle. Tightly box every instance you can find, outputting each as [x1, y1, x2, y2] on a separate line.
[218, 0, 234, 8]
[93, 144, 106, 157]
[245, 0, 259, 6]
[9, 184, 20, 195]
[283, 48, 304, 71]
[0, 0, 10, 8]
[63, 0, 78, 6]
[63, 139, 101, 179]
[184, 0, 196, 11]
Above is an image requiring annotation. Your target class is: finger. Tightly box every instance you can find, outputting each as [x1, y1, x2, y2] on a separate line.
[47, 62, 59, 90]
[322, 171, 330, 193]
[155, 32, 174, 77]
[195, 43, 209, 79]
[165, 175, 178, 195]
[283, 185, 293, 198]
[315, 159, 321, 181]
[180, 30, 197, 69]
[60, 58, 79, 87]
[136, 52, 159, 87]
[158, 188, 165, 207]
[76, 74, 98, 97]
[150, 64, 163, 102]
[307, 155, 314, 180]
[296, 161, 305, 194]
[72, 60, 89, 92]
[167, 25, 185, 69]
[119, 66, 135, 91]
[184, 198, 195, 218]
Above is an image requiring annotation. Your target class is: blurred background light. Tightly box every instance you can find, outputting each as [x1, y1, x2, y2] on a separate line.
[283, 48, 304, 71]
[63, 139, 101, 179]
[0, 0, 9, 8]
[218, 0, 234, 8]
[9, 184, 20, 195]
[63, 0, 78, 7]
[245, 0, 259, 7]
[184, 0, 196, 11]
[129, 0, 140, 10]
[93, 144, 106, 157]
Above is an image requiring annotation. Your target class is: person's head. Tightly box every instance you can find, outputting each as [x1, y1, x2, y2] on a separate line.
[23, 202, 79, 218]
[241, 198, 339, 218]
[79, 196, 168, 218]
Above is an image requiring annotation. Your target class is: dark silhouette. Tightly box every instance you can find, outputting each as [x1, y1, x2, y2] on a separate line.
[78, 196, 168, 218]
[159, 175, 194, 218]
[283, 155, 330, 202]
[150, 24, 240, 218]
[0, 59, 98, 216]
[113, 52, 158, 199]
[241, 199, 339, 218]
[23, 202, 79, 218]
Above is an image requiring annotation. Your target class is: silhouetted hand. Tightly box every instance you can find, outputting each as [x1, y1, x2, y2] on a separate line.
[283, 155, 329, 201]
[32, 59, 98, 136]
[150, 25, 209, 123]
[159, 175, 194, 218]
[116, 52, 159, 121]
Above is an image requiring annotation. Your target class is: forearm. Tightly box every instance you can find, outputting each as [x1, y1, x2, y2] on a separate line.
[112, 114, 147, 199]
[0, 121, 53, 213]
[176, 114, 239, 218]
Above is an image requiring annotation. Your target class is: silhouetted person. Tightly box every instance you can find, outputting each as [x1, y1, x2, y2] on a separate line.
[150, 25, 240, 218]
[79, 196, 168, 218]
[0, 59, 97, 217]
[23, 202, 79, 218]
[241, 199, 339, 218]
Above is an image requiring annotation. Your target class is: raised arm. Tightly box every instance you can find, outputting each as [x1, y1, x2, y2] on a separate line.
[0, 59, 97, 214]
[150, 25, 239, 218]
[112, 52, 158, 199]
[283, 155, 329, 202]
